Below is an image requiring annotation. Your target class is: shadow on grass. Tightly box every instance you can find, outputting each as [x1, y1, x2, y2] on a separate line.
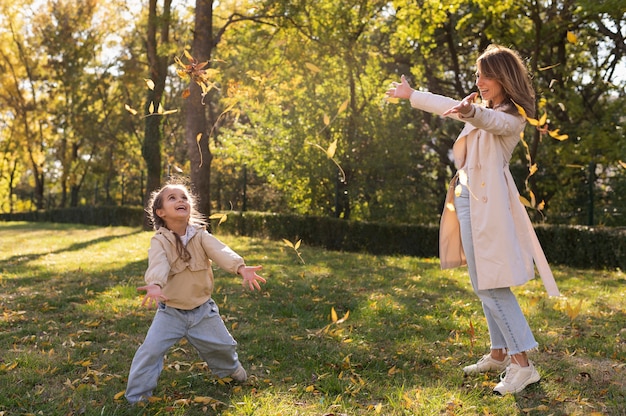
[2, 225, 625, 415]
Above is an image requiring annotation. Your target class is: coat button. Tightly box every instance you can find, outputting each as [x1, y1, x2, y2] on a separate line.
[482, 196, 488, 202]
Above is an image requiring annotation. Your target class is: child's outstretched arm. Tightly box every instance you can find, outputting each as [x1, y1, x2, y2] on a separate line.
[137, 284, 169, 308]
[238, 265, 266, 291]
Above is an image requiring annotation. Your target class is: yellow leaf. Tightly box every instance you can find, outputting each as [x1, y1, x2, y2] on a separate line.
[196, 132, 203, 143]
[529, 163, 538, 177]
[445, 202, 456, 212]
[458, 169, 468, 186]
[565, 299, 583, 321]
[326, 139, 337, 158]
[182, 88, 191, 99]
[512, 101, 527, 118]
[337, 98, 349, 114]
[144, 78, 155, 90]
[529, 190, 536, 207]
[149, 102, 154, 114]
[282, 238, 294, 248]
[323, 114, 330, 126]
[527, 117, 539, 126]
[549, 129, 569, 141]
[157, 103, 164, 114]
[331, 307, 338, 323]
[305, 385, 315, 392]
[336, 310, 350, 324]
[567, 31, 578, 44]
[454, 184, 462, 197]
[193, 396, 214, 404]
[124, 104, 138, 115]
[537, 200, 545, 210]
[375, 403, 383, 413]
[619, 160, 626, 169]
[305, 62, 321, 73]
[538, 112, 547, 126]
[114, 391, 125, 400]
[294, 239, 302, 250]
[519, 195, 531, 208]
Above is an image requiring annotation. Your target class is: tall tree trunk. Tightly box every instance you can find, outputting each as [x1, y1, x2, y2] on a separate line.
[142, 0, 172, 229]
[185, 0, 214, 218]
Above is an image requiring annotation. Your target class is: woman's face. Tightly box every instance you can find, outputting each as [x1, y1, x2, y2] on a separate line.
[475, 67, 505, 106]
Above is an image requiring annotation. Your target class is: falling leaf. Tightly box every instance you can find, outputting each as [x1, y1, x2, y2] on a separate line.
[337, 98, 349, 114]
[144, 79, 155, 90]
[124, 104, 138, 115]
[619, 160, 626, 169]
[209, 213, 227, 225]
[567, 31, 578, 44]
[331, 307, 338, 323]
[519, 195, 532, 208]
[182, 88, 191, 99]
[538, 112, 547, 126]
[305, 62, 321, 73]
[149, 102, 155, 114]
[549, 129, 569, 141]
[513, 101, 527, 118]
[565, 299, 583, 321]
[458, 169, 468, 186]
[527, 117, 540, 127]
[326, 139, 338, 158]
[323, 114, 330, 126]
[283, 238, 294, 249]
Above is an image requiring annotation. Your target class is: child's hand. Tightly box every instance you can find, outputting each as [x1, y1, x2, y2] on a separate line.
[137, 284, 169, 308]
[238, 265, 266, 291]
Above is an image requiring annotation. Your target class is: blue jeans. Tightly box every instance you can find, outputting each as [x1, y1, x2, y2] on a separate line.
[454, 184, 538, 355]
[125, 299, 240, 403]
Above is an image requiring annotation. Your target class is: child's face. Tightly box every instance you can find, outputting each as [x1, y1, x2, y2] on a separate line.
[155, 186, 191, 225]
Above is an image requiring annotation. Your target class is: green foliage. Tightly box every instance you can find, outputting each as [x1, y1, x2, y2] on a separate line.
[3, 208, 625, 270]
[1, 0, 625, 226]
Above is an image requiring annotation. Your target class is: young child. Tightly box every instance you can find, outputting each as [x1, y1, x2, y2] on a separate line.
[125, 180, 266, 404]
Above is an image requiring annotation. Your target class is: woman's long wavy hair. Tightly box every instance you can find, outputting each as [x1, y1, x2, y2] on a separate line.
[146, 178, 206, 261]
[477, 44, 536, 118]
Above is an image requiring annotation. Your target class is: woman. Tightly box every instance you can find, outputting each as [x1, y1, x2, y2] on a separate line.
[386, 44, 559, 395]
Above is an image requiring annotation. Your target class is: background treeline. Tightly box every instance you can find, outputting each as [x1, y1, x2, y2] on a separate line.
[0, 0, 625, 227]
[2, 207, 624, 270]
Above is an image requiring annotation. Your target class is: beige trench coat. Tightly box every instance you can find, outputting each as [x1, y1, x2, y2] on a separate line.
[409, 91, 560, 296]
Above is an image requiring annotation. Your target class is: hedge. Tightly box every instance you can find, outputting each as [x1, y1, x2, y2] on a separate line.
[1, 207, 624, 270]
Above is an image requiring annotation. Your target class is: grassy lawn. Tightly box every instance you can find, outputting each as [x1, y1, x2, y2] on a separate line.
[0, 221, 625, 416]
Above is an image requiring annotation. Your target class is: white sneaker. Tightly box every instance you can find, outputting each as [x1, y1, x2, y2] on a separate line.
[463, 353, 510, 375]
[229, 363, 248, 383]
[493, 361, 541, 395]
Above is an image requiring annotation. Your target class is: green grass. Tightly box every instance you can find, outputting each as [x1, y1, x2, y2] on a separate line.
[0, 221, 625, 415]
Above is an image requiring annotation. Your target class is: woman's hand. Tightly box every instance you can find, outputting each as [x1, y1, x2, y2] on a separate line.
[443, 92, 478, 116]
[137, 284, 168, 308]
[386, 74, 414, 100]
[238, 265, 266, 291]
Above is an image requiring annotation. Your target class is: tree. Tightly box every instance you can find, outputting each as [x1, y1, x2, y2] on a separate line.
[142, 0, 173, 227]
